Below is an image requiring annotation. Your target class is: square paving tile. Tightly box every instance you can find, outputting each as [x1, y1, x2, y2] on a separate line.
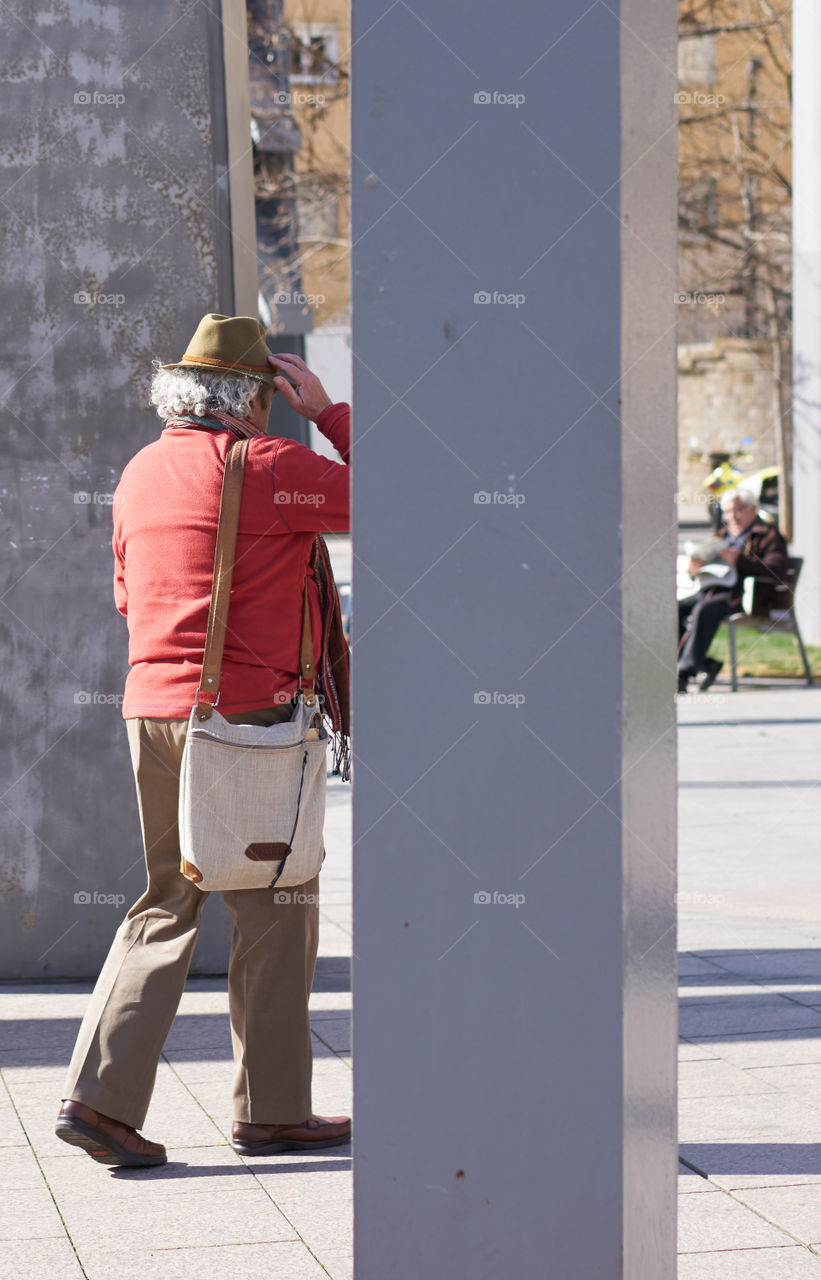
[678, 1188, 795, 1252]
[680, 1092, 821, 1142]
[692, 1030, 821, 1070]
[0, 1183, 66, 1241]
[734, 1185, 821, 1245]
[63, 1186, 298, 1251]
[79, 1241, 329, 1280]
[678, 1059, 776, 1099]
[678, 1246, 821, 1278]
[0, 1237, 84, 1278]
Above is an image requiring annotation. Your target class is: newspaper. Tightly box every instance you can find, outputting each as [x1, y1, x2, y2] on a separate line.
[684, 538, 738, 590]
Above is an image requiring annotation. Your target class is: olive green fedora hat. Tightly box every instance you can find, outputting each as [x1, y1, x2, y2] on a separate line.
[161, 313, 276, 385]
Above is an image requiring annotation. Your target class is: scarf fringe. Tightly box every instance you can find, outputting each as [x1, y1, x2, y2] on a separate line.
[311, 535, 351, 784]
[329, 725, 352, 782]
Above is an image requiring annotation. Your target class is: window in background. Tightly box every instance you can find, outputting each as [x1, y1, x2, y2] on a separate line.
[290, 23, 339, 84]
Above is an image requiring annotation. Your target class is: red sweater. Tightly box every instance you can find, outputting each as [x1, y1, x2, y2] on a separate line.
[113, 403, 350, 718]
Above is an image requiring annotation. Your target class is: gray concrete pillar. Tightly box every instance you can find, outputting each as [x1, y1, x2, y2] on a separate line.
[351, 1, 678, 1276]
[0, 0, 254, 976]
[793, 0, 821, 644]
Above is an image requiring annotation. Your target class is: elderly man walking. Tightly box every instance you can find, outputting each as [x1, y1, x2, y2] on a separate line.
[56, 314, 351, 1167]
[678, 486, 787, 693]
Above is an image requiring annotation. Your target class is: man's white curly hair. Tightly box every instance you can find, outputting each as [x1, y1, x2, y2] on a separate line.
[149, 364, 265, 422]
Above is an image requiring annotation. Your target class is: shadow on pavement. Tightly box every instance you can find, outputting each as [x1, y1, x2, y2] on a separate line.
[110, 1155, 352, 1179]
[680, 1143, 821, 1177]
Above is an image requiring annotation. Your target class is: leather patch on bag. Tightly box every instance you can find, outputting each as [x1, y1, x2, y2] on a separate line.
[180, 858, 203, 883]
[244, 842, 289, 862]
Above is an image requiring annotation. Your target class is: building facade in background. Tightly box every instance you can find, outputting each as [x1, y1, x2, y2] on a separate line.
[677, 1, 791, 521]
[285, 0, 352, 455]
[247, 0, 351, 456]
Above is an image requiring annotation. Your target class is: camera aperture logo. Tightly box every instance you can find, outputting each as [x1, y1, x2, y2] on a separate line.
[474, 890, 526, 908]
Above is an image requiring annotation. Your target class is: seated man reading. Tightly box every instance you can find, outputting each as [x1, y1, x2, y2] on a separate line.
[678, 487, 788, 693]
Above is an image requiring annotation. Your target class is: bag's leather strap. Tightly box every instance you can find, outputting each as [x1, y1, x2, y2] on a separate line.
[299, 579, 317, 703]
[195, 438, 316, 721]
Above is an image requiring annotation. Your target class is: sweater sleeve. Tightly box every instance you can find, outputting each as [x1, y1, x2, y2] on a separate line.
[315, 401, 350, 463]
[268, 417, 350, 533]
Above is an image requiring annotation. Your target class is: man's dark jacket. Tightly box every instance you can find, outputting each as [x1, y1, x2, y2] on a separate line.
[724, 516, 788, 612]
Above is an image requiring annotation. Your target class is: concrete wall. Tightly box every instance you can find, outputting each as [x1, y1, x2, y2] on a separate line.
[620, 0, 679, 1268]
[0, 0, 251, 977]
[351, 0, 677, 1274]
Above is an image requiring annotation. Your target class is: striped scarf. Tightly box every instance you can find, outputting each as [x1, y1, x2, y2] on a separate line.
[309, 534, 351, 781]
[166, 410, 351, 780]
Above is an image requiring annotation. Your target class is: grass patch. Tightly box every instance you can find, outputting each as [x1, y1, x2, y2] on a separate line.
[707, 623, 819, 678]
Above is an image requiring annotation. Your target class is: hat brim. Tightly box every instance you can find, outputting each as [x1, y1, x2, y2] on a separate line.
[159, 357, 276, 386]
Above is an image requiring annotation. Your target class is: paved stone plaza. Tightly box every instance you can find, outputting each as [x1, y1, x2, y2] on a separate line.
[0, 778, 353, 1280]
[678, 680, 821, 1276]
[2, 680, 821, 1276]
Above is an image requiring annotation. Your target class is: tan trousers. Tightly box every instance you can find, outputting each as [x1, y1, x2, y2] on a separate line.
[63, 703, 319, 1128]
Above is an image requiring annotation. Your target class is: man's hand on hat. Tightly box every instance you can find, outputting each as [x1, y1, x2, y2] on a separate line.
[268, 353, 332, 422]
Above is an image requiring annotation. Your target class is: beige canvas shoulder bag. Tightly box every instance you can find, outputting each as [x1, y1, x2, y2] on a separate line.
[178, 437, 329, 892]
